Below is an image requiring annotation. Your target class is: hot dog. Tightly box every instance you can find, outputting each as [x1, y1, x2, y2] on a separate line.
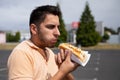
[58, 43, 87, 63]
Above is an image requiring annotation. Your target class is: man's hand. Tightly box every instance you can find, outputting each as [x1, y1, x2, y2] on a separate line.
[50, 49, 80, 80]
[55, 49, 79, 75]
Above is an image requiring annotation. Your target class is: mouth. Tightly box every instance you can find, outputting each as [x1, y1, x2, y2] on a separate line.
[51, 39, 58, 43]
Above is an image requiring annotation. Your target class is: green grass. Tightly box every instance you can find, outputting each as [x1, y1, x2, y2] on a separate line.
[81, 43, 120, 50]
[0, 43, 120, 50]
[0, 43, 19, 50]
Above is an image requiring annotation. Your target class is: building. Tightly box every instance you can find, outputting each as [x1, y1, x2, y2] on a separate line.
[65, 22, 78, 43]
[107, 34, 120, 44]
[95, 21, 104, 36]
[20, 30, 30, 42]
[0, 31, 6, 44]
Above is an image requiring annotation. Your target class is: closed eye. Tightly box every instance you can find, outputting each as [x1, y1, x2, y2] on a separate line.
[45, 24, 60, 29]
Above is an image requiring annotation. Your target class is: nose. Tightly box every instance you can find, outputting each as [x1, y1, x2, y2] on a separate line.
[54, 27, 60, 37]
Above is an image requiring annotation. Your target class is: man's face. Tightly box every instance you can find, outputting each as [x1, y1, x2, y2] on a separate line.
[37, 14, 60, 47]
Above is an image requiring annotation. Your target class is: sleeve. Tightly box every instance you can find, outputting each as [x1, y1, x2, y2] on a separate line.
[8, 49, 34, 80]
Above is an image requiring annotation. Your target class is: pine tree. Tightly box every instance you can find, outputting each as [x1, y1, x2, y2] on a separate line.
[76, 2, 101, 47]
[15, 31, 21, 42]
[55, 3, 67, 46]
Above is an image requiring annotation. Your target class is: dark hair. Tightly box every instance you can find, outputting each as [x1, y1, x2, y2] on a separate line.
[29, 5, 61, 26]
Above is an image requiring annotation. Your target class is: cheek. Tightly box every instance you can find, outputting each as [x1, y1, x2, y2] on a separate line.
[44, 34, 52, 40]
[39, 30, 52, 41]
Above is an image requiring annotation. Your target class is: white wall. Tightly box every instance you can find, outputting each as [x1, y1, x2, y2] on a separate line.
[20, 31, 30, 41]
[107, 34, 120, 44]
[0, 32, 6, 44]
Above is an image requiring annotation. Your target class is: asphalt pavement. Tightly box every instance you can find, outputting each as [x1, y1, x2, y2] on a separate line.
[0, 49, 120, 80]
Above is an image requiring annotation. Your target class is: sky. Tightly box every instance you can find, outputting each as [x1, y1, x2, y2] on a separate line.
[0, 0, 120, 31]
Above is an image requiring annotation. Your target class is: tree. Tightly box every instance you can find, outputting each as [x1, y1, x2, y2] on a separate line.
[76, 2, 101, 47]
[55, 3, 67, 46]
[104, 27, 117, 34]
[117, 27, 120, 34]
[102, 32, 110, 42]
[6, 33, 14, 42]
[6, 31, 21, 42]
[15, 31, 21, 42]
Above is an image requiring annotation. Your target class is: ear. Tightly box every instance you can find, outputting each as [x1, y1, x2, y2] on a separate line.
[30, 24, 37, 35]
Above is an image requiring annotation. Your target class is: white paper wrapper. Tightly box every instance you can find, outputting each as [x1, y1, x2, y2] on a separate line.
[71, 51, 91, 67]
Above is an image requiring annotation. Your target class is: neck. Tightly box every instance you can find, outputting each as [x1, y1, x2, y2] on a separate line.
[39, 48, 48, 61]
[29, 38, 48, 61]
[30, 38, 45, 49]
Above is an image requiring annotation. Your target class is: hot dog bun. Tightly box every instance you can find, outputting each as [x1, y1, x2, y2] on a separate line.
[58, 43, 87, 63]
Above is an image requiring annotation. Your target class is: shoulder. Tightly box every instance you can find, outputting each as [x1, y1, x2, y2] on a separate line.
[14, 40, 31, 50]
[9, 40, 34, 60]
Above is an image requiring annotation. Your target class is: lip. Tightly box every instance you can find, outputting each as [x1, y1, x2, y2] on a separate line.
[51, 39, 58, 43]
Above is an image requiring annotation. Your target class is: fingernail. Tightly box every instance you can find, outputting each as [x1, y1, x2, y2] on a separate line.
[65, 50, 68, 54]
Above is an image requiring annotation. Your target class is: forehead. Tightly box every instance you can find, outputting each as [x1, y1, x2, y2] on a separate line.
[43, 14, 59, 25]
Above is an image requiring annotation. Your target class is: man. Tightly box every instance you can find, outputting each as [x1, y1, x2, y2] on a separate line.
[7, 5, 79, 80]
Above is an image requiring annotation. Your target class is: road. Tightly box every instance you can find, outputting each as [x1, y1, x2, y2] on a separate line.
[0, 49, 120, 80]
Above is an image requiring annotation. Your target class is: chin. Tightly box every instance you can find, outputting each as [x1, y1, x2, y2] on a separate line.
[48, 44, 55, 48]
[49, 45, 55, 48]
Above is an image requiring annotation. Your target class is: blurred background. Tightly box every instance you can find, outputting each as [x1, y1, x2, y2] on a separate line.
[0, 0, 120, 80]
[0, 0, 120, 44]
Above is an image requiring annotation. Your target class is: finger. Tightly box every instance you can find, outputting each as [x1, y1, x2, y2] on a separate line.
[57, 53, 62, 64]
[64, 49, 69, 55]
[55, 54, 57, 63]
[60, 49, 65, 61]
[65, 50, 72, 61]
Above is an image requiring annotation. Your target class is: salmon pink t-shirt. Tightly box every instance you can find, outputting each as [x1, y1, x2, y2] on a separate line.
[7, 40, 58, 80]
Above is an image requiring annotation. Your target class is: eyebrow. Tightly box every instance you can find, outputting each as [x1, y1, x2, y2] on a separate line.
[45, 24, 60, 27]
